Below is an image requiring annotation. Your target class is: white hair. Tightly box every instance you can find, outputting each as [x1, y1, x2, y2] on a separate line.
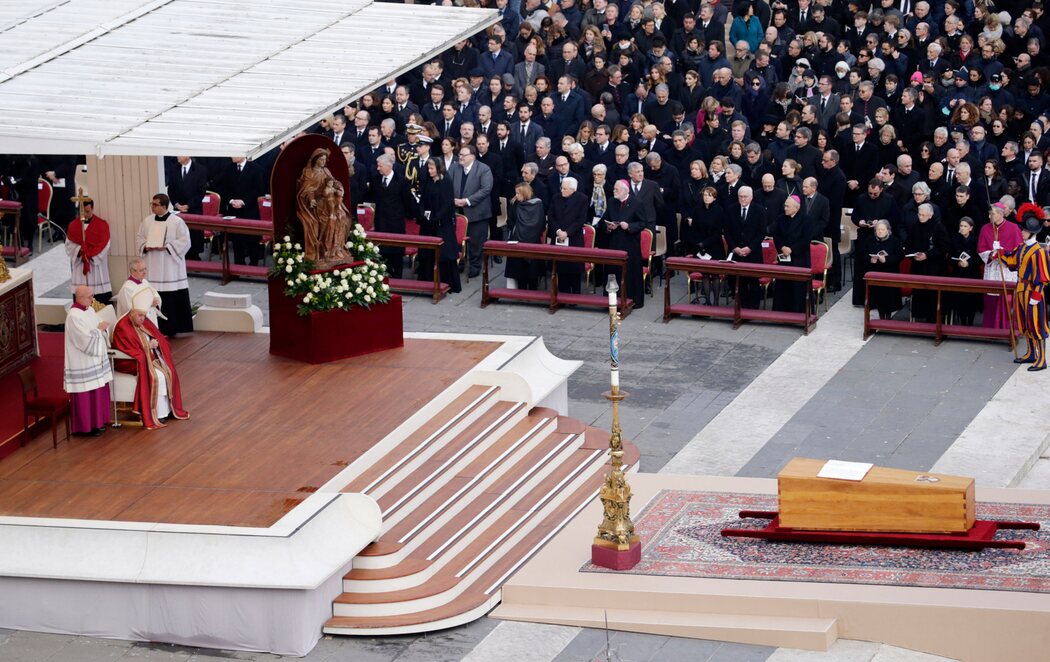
[561, 177, 578, 192]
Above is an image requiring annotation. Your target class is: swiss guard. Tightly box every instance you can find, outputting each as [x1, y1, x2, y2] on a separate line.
[1001, 212, 1050, 371]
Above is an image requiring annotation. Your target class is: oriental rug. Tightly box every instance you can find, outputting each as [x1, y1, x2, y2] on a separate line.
[580, 490, 1050, 593]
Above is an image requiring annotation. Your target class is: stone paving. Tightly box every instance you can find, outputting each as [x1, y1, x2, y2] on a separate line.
[7, 245, 1040, 661]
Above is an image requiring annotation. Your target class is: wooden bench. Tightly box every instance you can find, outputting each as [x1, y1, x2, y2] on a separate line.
[365, 231, 451, 304]
[863, 272, 1014, 347]
[480, 241, 633, 316]
[663, 257, 817, 334]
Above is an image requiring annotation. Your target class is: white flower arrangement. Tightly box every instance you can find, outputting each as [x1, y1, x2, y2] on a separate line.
[270, 224, 391, 315]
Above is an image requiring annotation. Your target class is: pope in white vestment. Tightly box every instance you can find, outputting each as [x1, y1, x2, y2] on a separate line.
[64, 286, 113, 435]
[136, 194, 193, 336]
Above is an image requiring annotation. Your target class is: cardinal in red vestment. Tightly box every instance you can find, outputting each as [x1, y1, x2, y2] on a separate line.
[112, 307, 189, 430]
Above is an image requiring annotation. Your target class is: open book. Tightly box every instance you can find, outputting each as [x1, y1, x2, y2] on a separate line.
[145, 223, 167, 249]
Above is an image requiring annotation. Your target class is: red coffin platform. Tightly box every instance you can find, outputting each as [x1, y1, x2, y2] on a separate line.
[267, 277, 404, 363]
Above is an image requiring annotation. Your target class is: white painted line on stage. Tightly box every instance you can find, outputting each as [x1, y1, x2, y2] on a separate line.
[931, 364, 1048, 488]
[661, 293, 867, 477]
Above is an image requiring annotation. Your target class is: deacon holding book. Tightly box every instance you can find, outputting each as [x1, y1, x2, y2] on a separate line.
[63, 286, 113, 436]
[64, 197, 112, 305]
[136, 193, 193, 337]
[1000, 214, 1050, 372]
[112, 289, 189, 430]
[116, 257, 163, 327]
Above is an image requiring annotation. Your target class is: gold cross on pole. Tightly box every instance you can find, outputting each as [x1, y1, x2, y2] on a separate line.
[70, 187, 91, 221]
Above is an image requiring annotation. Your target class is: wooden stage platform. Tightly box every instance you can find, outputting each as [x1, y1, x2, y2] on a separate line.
[0, 333, 498, 527]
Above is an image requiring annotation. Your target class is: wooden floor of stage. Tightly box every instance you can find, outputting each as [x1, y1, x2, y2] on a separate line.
[0, 333, 499, 527]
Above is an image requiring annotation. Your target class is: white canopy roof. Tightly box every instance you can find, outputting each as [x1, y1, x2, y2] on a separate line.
[0, 0, 497, 157]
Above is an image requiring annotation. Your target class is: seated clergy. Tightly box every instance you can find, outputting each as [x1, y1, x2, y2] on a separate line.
[111, 290, 188, 430]
[115, 257, 164, 327]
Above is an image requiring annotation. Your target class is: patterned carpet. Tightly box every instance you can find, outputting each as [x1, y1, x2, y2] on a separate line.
[581, 490, 1050, 593]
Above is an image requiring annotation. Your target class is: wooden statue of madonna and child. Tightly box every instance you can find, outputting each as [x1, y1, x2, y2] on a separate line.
[266, 134, 403, 364]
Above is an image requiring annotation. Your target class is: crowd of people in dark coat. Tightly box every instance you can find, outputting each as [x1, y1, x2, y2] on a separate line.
[7, 0, 1050, 322]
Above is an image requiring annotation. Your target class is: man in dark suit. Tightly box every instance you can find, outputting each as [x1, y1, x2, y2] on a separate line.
[819, 150, 848, 290]
[547, 42, 587, 85]
[369, 154, 416, 278]
[512, 104, 544, 161]
[359, 127, 386, 171]
[725, 186, 766, 308]
[841, 124, 880, 204]
[553, 76, 587, 136]
[626, 162, 663, 230]
[215, 157, 264, 266]
[586, 124, 617, 168]
[393, 86, 419, 128]
[421, 84, 447, 126]
[802, 177, 831, 242]
[492, 122, 522, 213]
[476, 134, 505, 242]
[814, 76, 840, 129]
[479, 35, 515, 79]
[438, 102, 462, 140]
[326, 114, 351, 148]
[788, 128, 822, 178]
[351, 110, 371, 149]
[450, 145, 494, 277]
[1023, 153, 1050, 206]
[168, 156, 209, 260]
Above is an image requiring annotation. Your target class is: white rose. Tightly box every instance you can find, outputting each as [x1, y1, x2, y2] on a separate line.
[285, 242, 293, 250]
[283, 235, 290, 242]
[364, 294, 371, 302]
[285, 264, 292, 273]
[294, 243, 302, 250]
[367, 286, 375, 294]
[303, 293, 312, 303]
[296, 255, 303, 262]
[382, 283, 390, 292]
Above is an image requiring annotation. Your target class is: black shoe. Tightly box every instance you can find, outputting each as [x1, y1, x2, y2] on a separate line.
[90, 428, 104, 437]
[1014, 357, 1035, 364]
[828, 285, 841, 293]
[1028, 364, 1046, 372]
[493, 256, 503, 264]
[469, 269, 481, 278]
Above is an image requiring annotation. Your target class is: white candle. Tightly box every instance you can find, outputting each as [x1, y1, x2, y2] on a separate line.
[608, 290, 616, 306]
[611, 370, 619, 387]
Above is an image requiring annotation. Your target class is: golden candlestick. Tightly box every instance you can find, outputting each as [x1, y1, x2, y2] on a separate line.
[593, 274, 639, 554]
[0, 242, 11, 283]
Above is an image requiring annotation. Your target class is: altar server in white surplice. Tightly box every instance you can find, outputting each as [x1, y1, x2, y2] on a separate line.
[64, 286, 113, 436]
[136, 193, 193, 337]
[116, 257, 164, 327]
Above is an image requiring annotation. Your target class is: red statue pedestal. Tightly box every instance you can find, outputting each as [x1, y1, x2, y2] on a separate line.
[267, 277, 404, 364]
[591, 538, 641, 571]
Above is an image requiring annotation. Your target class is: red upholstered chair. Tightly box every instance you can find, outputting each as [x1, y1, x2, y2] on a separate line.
[582, 224, 596, 290]
[455, 214, 468, 281]
[356, 205, 374, 231]
[36, 178, 56, 245]
[404, 218, 421, 268]
[810, 240, 831, 312]
[257, 195, 273, 250]
[19, 367, 70, 450]
[201, 191, 221, 255]
[759, 236, 778, 306]
[640, 228, 655, 296]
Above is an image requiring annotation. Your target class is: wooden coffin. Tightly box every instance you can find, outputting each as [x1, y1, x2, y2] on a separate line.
[777, 457, 976, 534]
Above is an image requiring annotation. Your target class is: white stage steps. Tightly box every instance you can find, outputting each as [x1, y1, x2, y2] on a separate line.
[324, 384, 638, 636]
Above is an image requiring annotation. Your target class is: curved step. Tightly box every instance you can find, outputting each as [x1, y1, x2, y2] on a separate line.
[334, 445, 609, 615]
[348, 424, 584, 577]
[343, 384, 501, 496]
[324, 439, 640, 634]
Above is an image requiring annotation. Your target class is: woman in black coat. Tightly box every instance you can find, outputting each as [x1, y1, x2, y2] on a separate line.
[547, 178, 589, 293]
[947, 216, 981, 325]
[682, 186, 725, 259]
[418, 158, 461, 293]
[772, 196, 811, 313]
[604, 180, 647, 309]
[506, 182, 547, 290]
[863, 220, 904, 319]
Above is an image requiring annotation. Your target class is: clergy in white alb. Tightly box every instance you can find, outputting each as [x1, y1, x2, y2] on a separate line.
[136, 193, 193, 336]
[116, 257, 164, 327]
[64, 286, 113, 435]
[64, 199, 112, 304]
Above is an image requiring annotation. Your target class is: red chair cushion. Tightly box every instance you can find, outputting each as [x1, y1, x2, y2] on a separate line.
[812, 279, 825, 289]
